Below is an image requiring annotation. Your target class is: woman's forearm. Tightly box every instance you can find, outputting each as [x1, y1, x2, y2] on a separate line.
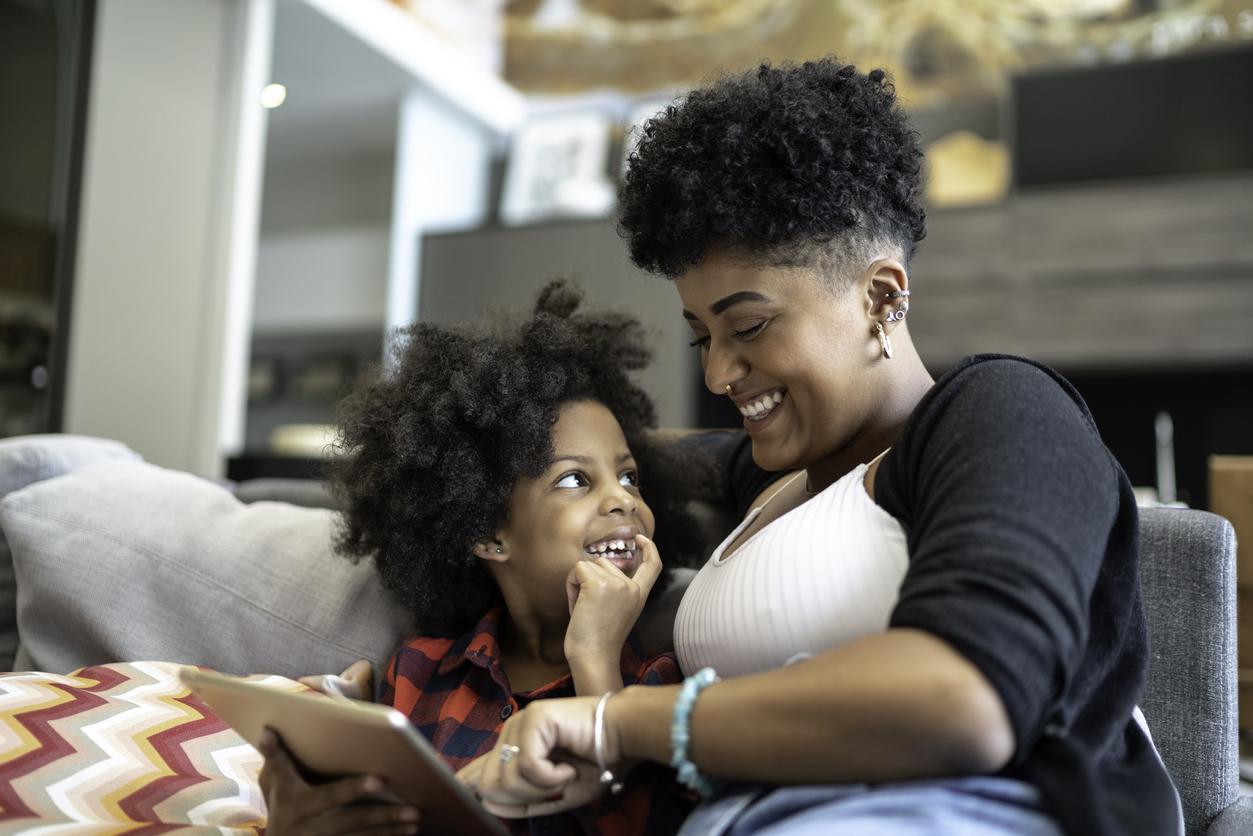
[609, 628, 1015, 785]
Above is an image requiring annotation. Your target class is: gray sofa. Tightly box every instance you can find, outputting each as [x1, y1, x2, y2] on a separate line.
[0, 434, 1247, 834]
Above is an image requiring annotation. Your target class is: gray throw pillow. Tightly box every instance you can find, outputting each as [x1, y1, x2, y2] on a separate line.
[0, 435, 142, 670]
[0, 460, 415, 687]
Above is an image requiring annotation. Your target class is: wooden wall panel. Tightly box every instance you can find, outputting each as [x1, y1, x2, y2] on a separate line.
[908, 173, 1253, 370]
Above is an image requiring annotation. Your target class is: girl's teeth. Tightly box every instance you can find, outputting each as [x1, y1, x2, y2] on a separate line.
[587, 538, 638, 556]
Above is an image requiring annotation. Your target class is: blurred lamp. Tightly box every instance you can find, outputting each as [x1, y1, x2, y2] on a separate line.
[261, 83, 286, 108]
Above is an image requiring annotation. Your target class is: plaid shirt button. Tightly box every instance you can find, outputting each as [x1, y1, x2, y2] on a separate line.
[501, 704, 513, 719]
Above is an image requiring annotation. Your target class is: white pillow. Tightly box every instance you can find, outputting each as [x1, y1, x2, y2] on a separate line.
[0, 460, 415, 686]
[0, 434, 142, 669]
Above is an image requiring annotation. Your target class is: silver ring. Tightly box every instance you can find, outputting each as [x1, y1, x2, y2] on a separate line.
[499, 744, 520, 764]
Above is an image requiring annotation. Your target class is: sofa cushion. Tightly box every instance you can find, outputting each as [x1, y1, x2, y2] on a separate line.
[0, 460, 415, 685]
[0, 435, 142, 670]
[0, 661, 278, 833]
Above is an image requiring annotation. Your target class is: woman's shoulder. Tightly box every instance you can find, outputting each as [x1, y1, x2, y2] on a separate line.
[879, 353, 1117, 509]
[910, 354, 1097, 439]
[933, 354, 1084, 404]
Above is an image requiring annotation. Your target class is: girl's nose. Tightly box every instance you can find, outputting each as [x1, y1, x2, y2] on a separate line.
[600, 483, 637, 515]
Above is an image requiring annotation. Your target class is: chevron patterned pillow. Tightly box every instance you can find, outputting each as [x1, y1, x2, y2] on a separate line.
[0, 661, 307, 833]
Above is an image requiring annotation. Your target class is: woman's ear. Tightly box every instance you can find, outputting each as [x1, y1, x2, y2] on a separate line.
[865, 259, 910, 334]
[473, 539, 509, 564]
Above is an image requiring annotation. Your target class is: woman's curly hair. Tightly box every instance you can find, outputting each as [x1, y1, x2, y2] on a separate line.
[331, 279, 719, 636]
[619, 57, 926, 280]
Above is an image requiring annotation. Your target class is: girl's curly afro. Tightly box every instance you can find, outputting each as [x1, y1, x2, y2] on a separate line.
[331, 279, 717, 636]
[619, 57, 926, 279]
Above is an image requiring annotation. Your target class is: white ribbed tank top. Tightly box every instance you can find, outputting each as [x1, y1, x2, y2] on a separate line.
[674, 462, 910, 678]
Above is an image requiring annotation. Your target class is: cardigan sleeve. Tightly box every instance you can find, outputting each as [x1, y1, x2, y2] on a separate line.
[874, 358, 1124, 757]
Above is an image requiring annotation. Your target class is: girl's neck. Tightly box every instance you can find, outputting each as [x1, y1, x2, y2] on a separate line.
[496, 603, 572, 692]
[498, 605, 567, 663]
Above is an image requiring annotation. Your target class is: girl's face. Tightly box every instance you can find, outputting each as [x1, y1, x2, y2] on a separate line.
[675, 251, 887, 474]
[486, 400, 655, 609]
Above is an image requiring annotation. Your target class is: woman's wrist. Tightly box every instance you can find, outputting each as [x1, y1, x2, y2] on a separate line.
[604, 683, 681, 765]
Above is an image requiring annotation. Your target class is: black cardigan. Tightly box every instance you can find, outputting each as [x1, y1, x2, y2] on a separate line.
[688, 355, 1178, 836]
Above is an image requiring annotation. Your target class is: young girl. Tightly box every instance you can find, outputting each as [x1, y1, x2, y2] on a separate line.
[258, 280, 709, 836]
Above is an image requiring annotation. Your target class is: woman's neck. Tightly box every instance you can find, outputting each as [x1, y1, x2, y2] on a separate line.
[806, 345, 934, 493]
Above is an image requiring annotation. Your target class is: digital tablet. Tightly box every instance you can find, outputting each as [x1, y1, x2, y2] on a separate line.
[180, 667, 509, 836]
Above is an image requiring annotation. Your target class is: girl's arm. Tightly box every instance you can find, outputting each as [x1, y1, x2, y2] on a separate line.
[564, 534, 663, 696]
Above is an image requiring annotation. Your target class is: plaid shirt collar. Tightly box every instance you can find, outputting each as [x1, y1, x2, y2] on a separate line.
[437, 606, 580, 699]
[438, 607, 506, 676]
[437, 605, 653, 701]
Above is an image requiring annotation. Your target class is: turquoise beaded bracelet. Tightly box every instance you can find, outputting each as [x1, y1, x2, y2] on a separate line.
[669, 666, 724, 797]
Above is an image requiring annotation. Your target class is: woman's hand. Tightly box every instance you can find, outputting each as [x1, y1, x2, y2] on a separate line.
[257, 729, 420, 836]
[455, 697, 610, 817]
[564, 533, 662, 695]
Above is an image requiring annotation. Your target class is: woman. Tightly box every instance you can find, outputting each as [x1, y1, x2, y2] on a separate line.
[459, 59, 1180, 836]
[258, 281, 708, 836]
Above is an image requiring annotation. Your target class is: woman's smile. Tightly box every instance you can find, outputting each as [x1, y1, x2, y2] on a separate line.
[732, 387, 788, 428]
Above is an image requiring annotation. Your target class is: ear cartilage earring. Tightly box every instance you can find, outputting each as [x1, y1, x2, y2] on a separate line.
[876, 322, 893, 359]
[496, 548, 503, 553]
[885, 290, 909, 323]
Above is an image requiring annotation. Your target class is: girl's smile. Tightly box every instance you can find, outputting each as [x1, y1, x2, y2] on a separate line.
[583, 525, 641, 575]
[483, 400, 656, 613]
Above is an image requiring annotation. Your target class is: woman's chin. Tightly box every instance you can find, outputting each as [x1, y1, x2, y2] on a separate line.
[750, 438, 801, 474]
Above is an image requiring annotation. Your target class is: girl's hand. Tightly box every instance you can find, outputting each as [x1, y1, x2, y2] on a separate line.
[258, 729, 420, 836]
[564, 533, 662, 693]
[456, 697, 609, 817]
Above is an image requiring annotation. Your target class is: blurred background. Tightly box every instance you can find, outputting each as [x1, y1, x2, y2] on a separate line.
[2, 0, 1252, 780]
[1, 0, 1251, 498]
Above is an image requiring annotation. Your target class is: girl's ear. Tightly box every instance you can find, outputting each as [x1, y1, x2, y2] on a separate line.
[473, 539, 508, 563]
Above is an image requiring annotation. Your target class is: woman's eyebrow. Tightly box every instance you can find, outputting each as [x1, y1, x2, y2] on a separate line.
[683, 291, 773, 320]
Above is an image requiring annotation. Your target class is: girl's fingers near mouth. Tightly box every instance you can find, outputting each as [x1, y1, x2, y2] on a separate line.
[632, 533, 663, 589]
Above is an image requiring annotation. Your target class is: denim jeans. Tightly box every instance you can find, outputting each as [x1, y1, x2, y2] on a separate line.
[676, 776, 1064, 836]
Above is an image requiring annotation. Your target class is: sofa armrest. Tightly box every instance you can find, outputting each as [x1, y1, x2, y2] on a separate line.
[1208, 796, 1253, 836]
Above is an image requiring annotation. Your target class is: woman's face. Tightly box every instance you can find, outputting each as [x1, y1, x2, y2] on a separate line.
[488, 400, 656, 607]
[676, 251, 885, 474]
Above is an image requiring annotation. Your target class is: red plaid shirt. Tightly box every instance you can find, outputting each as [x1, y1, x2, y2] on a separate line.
[380, 606, 695, 836]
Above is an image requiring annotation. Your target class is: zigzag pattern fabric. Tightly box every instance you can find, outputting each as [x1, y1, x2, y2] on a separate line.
[0, 661, 295, 834]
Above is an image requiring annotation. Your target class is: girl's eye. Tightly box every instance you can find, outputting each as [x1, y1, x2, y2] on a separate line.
[731, 321, 767, 340]
[619, 470, 639, 487]
[555, 472, 587, 488]
[688, 336, 710, 349]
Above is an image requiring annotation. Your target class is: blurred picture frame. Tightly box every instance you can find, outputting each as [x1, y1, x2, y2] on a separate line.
[499, 112, 616, 226]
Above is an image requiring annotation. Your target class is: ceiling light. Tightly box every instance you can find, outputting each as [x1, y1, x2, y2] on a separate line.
[261, 83, 286, 108]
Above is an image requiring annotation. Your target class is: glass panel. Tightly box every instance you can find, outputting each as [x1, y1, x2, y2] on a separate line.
[0, 0, 90, 436]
